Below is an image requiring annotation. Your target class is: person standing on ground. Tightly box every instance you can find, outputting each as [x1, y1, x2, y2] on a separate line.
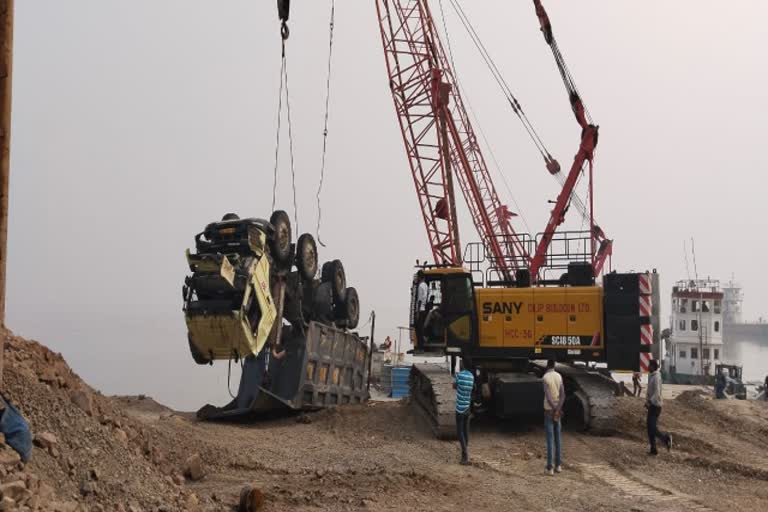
[415, 273, 429, 348]
[645, 359, 673, 455]
[542, 359, 565, 475]
[764, 375, 768, 401]
[715, 368, 727, 399]
[632, 371, 643, 397]
[453, 363, 475, 465]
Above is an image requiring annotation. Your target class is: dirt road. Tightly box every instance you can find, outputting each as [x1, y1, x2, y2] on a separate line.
[4, 329, 767, 511]
[124, 390, 768, 512]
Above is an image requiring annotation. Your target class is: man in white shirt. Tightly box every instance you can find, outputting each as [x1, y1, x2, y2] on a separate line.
[542, 359, 565, 475]
[415, 273, 429, 348]
[646, 359, 673, 455]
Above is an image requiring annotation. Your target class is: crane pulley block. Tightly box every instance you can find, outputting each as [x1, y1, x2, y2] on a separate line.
[277, 0, 290, 22]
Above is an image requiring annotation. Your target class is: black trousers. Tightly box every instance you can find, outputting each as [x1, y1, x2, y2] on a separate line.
[647, 404, 670, 453]
[456, 411, 470, 459]
[415, 311, 427, 348]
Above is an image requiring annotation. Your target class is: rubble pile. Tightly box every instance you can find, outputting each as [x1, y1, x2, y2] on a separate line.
[0, 329, 218, 511]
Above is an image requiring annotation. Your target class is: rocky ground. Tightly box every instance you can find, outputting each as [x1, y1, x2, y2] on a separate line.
[2, 329, 768, 511]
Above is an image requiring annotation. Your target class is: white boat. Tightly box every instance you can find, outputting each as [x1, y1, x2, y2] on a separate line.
[664, 279, 725, 383]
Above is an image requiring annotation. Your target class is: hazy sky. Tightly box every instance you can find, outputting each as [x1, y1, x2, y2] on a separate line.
[7, 1, 768, 410]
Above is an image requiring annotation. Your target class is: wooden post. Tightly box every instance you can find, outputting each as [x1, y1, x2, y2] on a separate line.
[0, 0, 14, 384]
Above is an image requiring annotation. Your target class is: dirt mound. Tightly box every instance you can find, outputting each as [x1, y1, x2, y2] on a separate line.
[1, 329, 220, 511]
[673, 388, 710, 407]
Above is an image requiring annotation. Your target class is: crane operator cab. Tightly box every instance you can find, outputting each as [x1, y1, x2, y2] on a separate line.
[410, 267, 476, 355]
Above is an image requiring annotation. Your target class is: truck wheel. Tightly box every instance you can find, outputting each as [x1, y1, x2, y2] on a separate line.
[269, 210, 293, 267]
[337, 287, 360, 330]
[321, 259, 346, 304]
[296, 233, 318, 281]
[188, 334, 212, 365]
[312, 281, 334, 323]
[283, 271, 305, 324]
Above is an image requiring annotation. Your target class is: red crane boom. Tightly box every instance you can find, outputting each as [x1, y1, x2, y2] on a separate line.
[375, 0, 529, 281]
[376, 0, 612, 282]
[529, 0, 612, 279]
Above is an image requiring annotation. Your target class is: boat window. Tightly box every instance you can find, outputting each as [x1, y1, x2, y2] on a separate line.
[714, 321, 720, 333]
[678, 319, 686, 331]
[691, 319, 699, 331]
[691, 347, 698, 359]
[679, 350, 687, 359]
[691, 300, 700, 313]
[714, 349, 720, 360]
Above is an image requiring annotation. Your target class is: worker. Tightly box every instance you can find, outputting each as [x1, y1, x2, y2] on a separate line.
[543, 359, 565, 475]
[645, 359, 673, 455]
[380, 336, 392, 351]
[632, 371, 642, 397]
[715, 368, 727, 399]
[415, 273, 429, 348]
[423, 295, 443, 343]
[763, 375, 768, 401]
[453, 362, 474, 465]
[426, 294, 436, 313]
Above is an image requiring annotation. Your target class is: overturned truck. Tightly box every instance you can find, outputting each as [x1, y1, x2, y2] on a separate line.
[182, 211, 370, 420]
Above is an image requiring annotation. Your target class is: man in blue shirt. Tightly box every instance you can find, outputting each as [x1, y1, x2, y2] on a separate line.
[453, 363, 475, 465]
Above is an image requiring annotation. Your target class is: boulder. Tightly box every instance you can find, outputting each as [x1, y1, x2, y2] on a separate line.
[113, 429, 128, 444]
[70, 390, 93, 416]
[183, 454, 205, 482]
[79, 480, 97, 496]
[33, 432, 59, 453]
[0, 448, 20, 467]
[0, 480, 29, 503]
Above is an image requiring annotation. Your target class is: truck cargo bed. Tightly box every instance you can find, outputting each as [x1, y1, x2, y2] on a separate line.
[198, 321, 370, 420]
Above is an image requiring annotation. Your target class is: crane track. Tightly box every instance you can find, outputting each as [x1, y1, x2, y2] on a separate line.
[410, 363, 457, 440]
[410, 363, 618, 438]
[560, 366, 619, 435]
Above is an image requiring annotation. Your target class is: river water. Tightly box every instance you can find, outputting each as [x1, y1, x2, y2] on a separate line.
[726, 340, 768, 383]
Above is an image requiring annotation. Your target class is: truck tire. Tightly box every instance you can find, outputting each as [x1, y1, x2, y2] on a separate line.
[283, 272, 305, 325]
[312, 282, 334, 323]
[188, 334, 212, 365]
[321, 259, 346, 304]
[269, 210, 293, 268]
[296, 233, 318, 281]
[336, 287, 360, 330]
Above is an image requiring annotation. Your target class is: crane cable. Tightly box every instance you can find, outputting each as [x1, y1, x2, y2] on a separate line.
[547, 37, 594, 126]
[315, 0, 336, 248]
[448, 0, 594, 228]
[447, 0, 559, 173]
[272, 8, 300, 238]
[533, 0, 598, 227]
[437, 0, 532, 237]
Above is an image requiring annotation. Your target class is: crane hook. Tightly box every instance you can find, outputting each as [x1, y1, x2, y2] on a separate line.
[278, 0, 290, 40]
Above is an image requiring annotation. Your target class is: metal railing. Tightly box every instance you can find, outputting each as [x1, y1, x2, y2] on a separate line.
[463, 230, 594, 287]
